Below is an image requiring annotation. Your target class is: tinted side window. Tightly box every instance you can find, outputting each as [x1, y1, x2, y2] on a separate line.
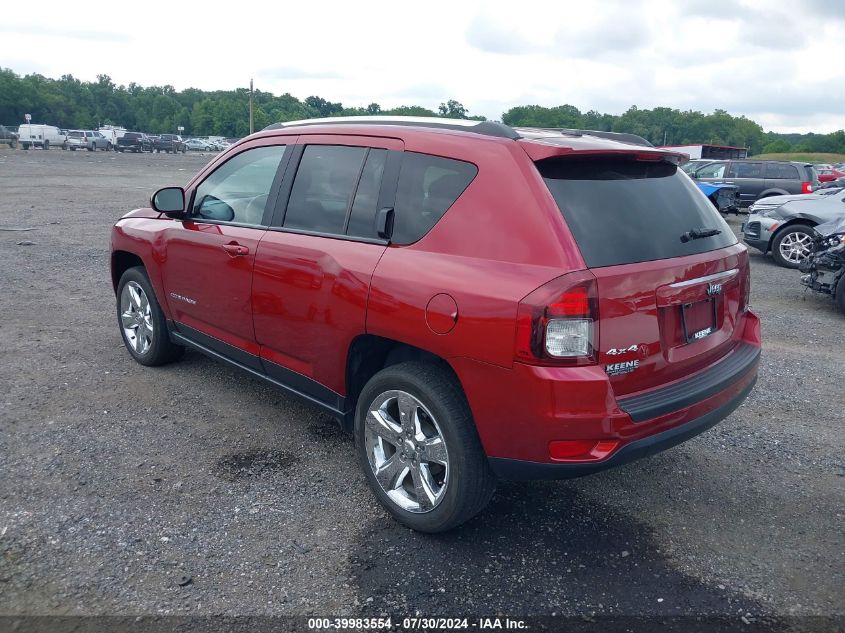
[393, 152, 477, 244]
[728, 162, 763, 178]
[765, 163, 800, 179]
[284, 145, 367, 234]
[695, 162, 727, 178]
[192, 145, 286, 225]
[346, 149, 387, 238]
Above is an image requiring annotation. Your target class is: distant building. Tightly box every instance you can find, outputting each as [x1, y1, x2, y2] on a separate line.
[657, 144, 748, 160]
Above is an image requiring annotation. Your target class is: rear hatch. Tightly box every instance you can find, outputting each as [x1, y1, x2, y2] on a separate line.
[536, 154, 749, 397]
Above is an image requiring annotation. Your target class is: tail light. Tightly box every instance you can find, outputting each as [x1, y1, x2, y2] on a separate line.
[801, 182, 813, 194]
[739, 265, 751, 312]
[515, 271, 598, 366]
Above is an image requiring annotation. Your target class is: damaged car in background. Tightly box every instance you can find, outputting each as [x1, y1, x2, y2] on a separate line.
[742, 189, 845, 268]
[800, 214, 845, 314]
[696, 180, 740, 215]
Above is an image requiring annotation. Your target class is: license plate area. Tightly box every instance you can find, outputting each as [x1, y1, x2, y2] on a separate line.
[680, 299, 717, 343]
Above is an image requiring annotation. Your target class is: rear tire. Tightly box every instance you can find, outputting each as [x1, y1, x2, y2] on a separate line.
[116, 267, 184, 367]
[354, 361, 495, 533]
[772, 224, 815, 269]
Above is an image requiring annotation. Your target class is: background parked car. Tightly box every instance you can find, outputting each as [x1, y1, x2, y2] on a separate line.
[117, 132, 153, 153]
[67, 130, 111, 151]
[695, 181, 740, 214]
[153, 134, 186, 153]
[0, 124, 18, 148]
[816, 167, 845, 182]
[799, 214, 845, 314]
[692, 159, 819, 206]
[681, 158, 714, 174]
[97, 128, 121, 147]
[819, 177, 845, 190]
[17, 124, 68, 150]
[743, 189, 845, 267]
[184, 138, 213, 151]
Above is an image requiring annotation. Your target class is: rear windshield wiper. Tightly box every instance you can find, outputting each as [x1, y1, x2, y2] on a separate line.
[680, 227, 722, 243]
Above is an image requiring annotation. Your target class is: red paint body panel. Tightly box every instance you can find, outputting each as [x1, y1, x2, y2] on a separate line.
[252, 232, 386, 392]
[159, 221, 264, 354]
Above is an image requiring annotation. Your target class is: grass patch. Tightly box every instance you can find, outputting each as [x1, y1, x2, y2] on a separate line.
[751, 152, 845, 163]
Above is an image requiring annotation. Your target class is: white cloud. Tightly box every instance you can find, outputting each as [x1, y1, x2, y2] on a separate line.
[0, 0, 842, 132]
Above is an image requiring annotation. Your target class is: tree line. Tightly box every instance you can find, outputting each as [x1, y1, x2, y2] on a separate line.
[1, 68, 842, 155]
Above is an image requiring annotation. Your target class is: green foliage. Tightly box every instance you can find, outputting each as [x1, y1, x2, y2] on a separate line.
[761, 139, 792, 154]
[1, 68, 842, 153]
[503, 104, 770, 154]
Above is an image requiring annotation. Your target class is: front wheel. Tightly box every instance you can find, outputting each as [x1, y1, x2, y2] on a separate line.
[355, 362, 495, 533]
[116, 267, 184, 366]
[772, 224, 814, 268]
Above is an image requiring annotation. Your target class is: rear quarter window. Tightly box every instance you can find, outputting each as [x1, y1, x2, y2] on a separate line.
[392, 153, 477, 244]
[539, 157, 737, 268]
[765, 163, 800, 179]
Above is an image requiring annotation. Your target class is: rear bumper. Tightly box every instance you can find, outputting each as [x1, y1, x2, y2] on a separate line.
[489, 373, 756, 480]
[454, 312, 761, 480]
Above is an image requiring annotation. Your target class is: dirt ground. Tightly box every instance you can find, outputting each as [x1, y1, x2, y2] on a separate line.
[0, 148, 842, 630]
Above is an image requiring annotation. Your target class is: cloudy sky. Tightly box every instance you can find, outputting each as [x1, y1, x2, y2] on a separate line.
[1, 0, 842, 133]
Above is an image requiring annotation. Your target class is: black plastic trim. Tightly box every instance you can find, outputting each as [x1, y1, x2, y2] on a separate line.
[489, 375, 757, 480]
[261, 358, 346, 412]
[172, 323, 262, 372]
[169, 322, 348, 420]
[617, 343, 760, 422]
[264, 119, 521, 140]
[265, 225, 389, 246]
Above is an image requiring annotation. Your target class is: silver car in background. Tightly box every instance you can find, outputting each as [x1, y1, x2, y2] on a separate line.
[743, 188, 845, 268]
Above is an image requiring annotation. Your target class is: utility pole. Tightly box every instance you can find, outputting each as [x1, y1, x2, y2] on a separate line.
[249, 78, 254, 135]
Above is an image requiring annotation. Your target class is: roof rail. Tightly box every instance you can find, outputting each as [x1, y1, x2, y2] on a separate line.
[516, 127, 653, 147]
[261, 116, 654, 148]
[262, 116, 521, 140]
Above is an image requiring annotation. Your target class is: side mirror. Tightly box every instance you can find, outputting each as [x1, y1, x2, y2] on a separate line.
[689, 172, 698, 179]
[151, 186, 186, 218]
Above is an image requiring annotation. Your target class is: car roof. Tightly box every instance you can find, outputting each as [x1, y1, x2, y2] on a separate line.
[256, 116, 688, 161]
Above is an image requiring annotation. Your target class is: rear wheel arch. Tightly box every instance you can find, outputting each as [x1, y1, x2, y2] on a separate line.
[758, 189, 788, 199]
[343, 335, 464, 431]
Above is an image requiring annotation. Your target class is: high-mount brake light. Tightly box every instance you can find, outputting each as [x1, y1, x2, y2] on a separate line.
[515, 272, 598, 366]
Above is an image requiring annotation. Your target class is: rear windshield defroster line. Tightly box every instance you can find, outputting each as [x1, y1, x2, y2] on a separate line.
[538, 157, 737, 268]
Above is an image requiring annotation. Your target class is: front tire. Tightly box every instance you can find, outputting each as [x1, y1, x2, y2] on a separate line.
[354, 362, 495, 533]
[772, 224, 814, 269]
[116, 267, 184, 366]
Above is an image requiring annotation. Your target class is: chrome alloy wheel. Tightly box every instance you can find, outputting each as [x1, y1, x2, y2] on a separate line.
[120, 281, 154, 355]
[364, 390, 449, 513]
[779, 231, 813, 264]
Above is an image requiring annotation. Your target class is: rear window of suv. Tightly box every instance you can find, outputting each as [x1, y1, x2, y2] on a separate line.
[539, 157, 736, 268]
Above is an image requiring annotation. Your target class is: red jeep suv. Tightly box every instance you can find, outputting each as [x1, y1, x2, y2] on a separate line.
[111, 117, 761, 532]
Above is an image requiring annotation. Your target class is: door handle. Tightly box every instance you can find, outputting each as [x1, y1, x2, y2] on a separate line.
[222, 242, 250, 257]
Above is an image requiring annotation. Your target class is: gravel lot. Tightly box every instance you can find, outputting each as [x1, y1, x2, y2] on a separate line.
[0, 148, 842, 629]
